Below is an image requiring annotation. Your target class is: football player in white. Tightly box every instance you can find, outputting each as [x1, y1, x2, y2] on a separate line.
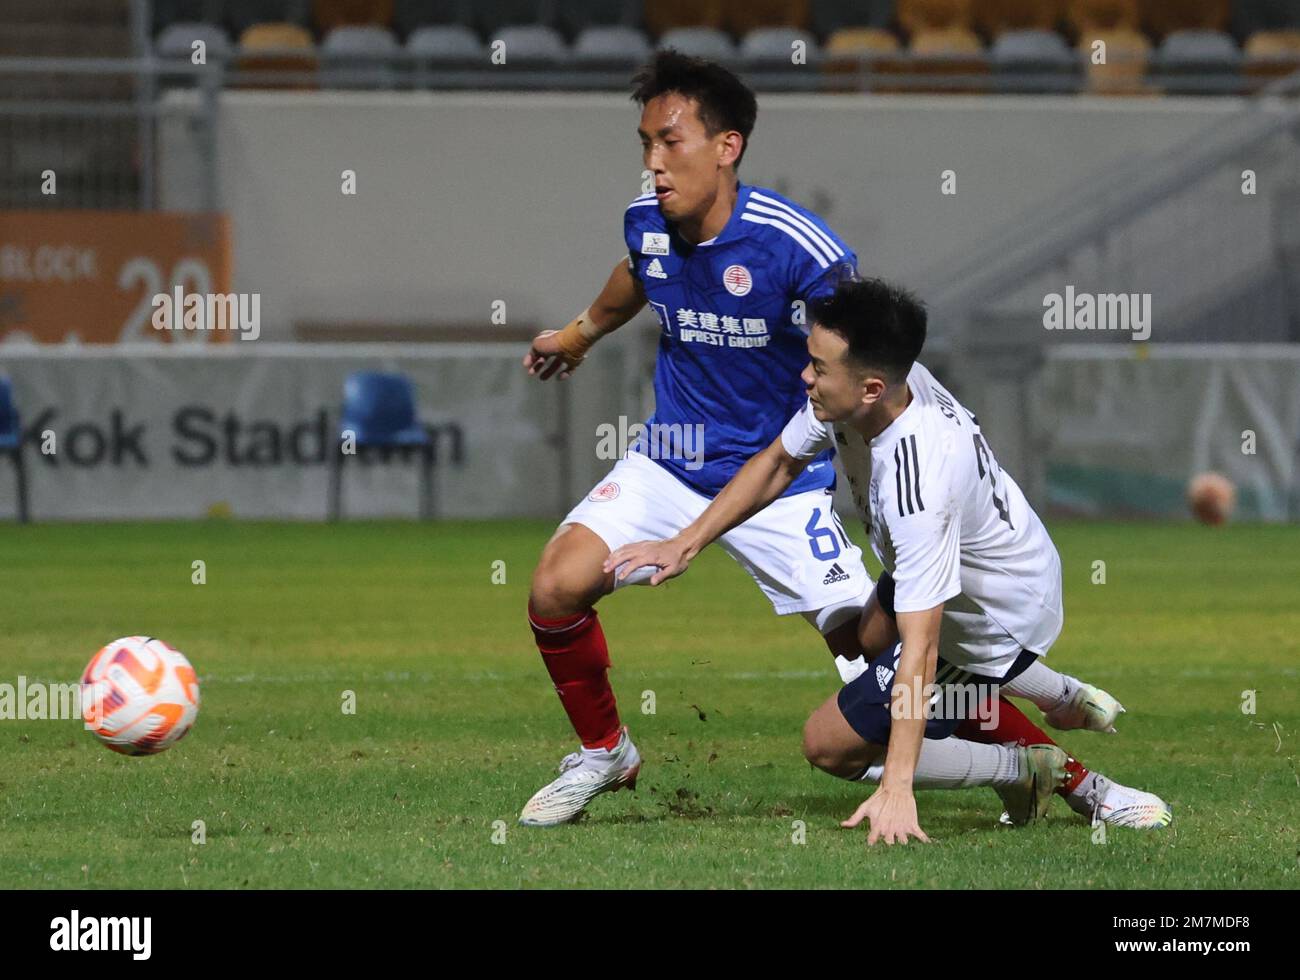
[606, 278, 1172, 844]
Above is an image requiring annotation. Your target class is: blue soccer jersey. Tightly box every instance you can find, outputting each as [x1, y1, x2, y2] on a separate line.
[624, 180, 858, 498]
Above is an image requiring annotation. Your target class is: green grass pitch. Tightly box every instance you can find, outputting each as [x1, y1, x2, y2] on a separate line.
[1, 519, 1296, 889]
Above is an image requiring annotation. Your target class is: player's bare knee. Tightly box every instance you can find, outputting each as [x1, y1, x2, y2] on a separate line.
[801, 716, 837, 771]
[529, 539, 607, 620]
[528, 563, 584, 620]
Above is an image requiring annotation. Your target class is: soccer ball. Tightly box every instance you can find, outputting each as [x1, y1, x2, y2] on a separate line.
[1187, 471, 1236, 526]
[81, 636, 200, 756]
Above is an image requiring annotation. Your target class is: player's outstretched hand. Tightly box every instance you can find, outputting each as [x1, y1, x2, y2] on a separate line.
[524, 329, 580, 381]
[603, 538, 692, 586]
[841, 786, 931, 846]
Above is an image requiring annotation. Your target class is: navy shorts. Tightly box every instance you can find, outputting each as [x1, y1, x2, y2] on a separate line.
[837, 573, 1039, 745]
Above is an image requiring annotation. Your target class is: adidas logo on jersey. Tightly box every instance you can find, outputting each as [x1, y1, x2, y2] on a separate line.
[822, 562, 850, 585]
[644, 258, 667, 279]
[876, 663, 895, 692]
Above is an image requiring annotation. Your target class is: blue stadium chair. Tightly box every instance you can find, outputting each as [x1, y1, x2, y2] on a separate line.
[320, 24, 401, 87]
[657, 26, 738, 60]
[991, 28, 1080, 91]
[1154, 29, 1243, 93]
[0, 377, 29, 524]
[328, 371, 436, 520]
[406, 23, 484, 65]
[572, 25, 652, 67]
[493, 24, 567, 65]
[156, 22, 233, 61]
[741, 27, 821, 68]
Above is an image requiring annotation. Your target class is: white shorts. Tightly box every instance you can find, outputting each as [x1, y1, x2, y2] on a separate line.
[564, 451, 872, 629]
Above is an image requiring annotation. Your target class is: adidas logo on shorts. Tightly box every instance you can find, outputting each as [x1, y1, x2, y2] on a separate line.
[822, 562, 850, 585]
[876, 664, 894, 691]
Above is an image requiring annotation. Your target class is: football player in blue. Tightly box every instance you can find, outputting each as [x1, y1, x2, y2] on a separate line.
[519, 50, 872, 825]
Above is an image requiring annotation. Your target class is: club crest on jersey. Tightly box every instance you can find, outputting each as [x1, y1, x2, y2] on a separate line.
[644, 258, 667, 279]
[588, 482, 620, 502]
[723, 265, 752, 296]
[641, 232, 670, 256]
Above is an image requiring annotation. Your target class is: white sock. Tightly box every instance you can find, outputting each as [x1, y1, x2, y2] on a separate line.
[611, 562, 659, 587]
[834, 654, 868, 684]
[1066, 771, 1103, 816]
[857, 738, 1020, 788]
[1001, 660, 1078, 713]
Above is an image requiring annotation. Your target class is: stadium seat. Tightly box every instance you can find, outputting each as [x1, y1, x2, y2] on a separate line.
[227, 1, 311, 37]
[406, 23, 484, 64]
[471, 0, 553, 38]
[810, 0, 896, 38]
[0, 377, 29, 524]
[882, 25, 989, 92]
[724, 0, 812, 37]
[910, 25, 986, 53]
[235, 23, 318, 89]
[556, 0, 643, 39]
[156, 22, 232, 61]
[972, 0, 1066, 38]
[1139, 0, 1230, 40]
[493, 24, 566, 65]
[991, 28, 1080, 90]
[644, 0, 726, 38]
[320, 24, 401, 88]
[313, 0, 395, 33]
[393, 0, 466, 39]
[656, 26, 738, 60]
[1066, 0, 1140, 35]
[1153, 29, 1243, 93]
[821, 26, 903, 88]
[572, 26, 651, 68]
[1078, 26, 1151, 93]
[897, 0, 975, 35]
[328, 372, 437, 521]
[741, 27, 821, 69]
[1244, 29, 1300, 83]
[825, 26, 904, 55]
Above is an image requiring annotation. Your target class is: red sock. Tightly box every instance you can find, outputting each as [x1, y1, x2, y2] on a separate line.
[528, 603, 622, 751]
[956, 696, 1089, 795]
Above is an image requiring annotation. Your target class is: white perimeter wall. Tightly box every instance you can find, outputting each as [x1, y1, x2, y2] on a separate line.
[154, 91, 1253, 508]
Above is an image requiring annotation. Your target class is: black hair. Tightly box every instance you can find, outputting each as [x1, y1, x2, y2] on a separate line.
[810, 278, 927, 382]
[630, 49, 758, 168]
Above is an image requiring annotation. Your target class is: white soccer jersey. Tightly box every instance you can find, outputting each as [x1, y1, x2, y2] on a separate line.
[780, 362, 1063, 677]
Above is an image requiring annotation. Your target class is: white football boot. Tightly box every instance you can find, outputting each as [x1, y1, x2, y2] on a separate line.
[1074, 774, 1173, 829]
[1044, 682, 1125, 734]
[995, 744, 1071, 825]
[518, 726, 641, 827]
[1000, 773, 1174, 829]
